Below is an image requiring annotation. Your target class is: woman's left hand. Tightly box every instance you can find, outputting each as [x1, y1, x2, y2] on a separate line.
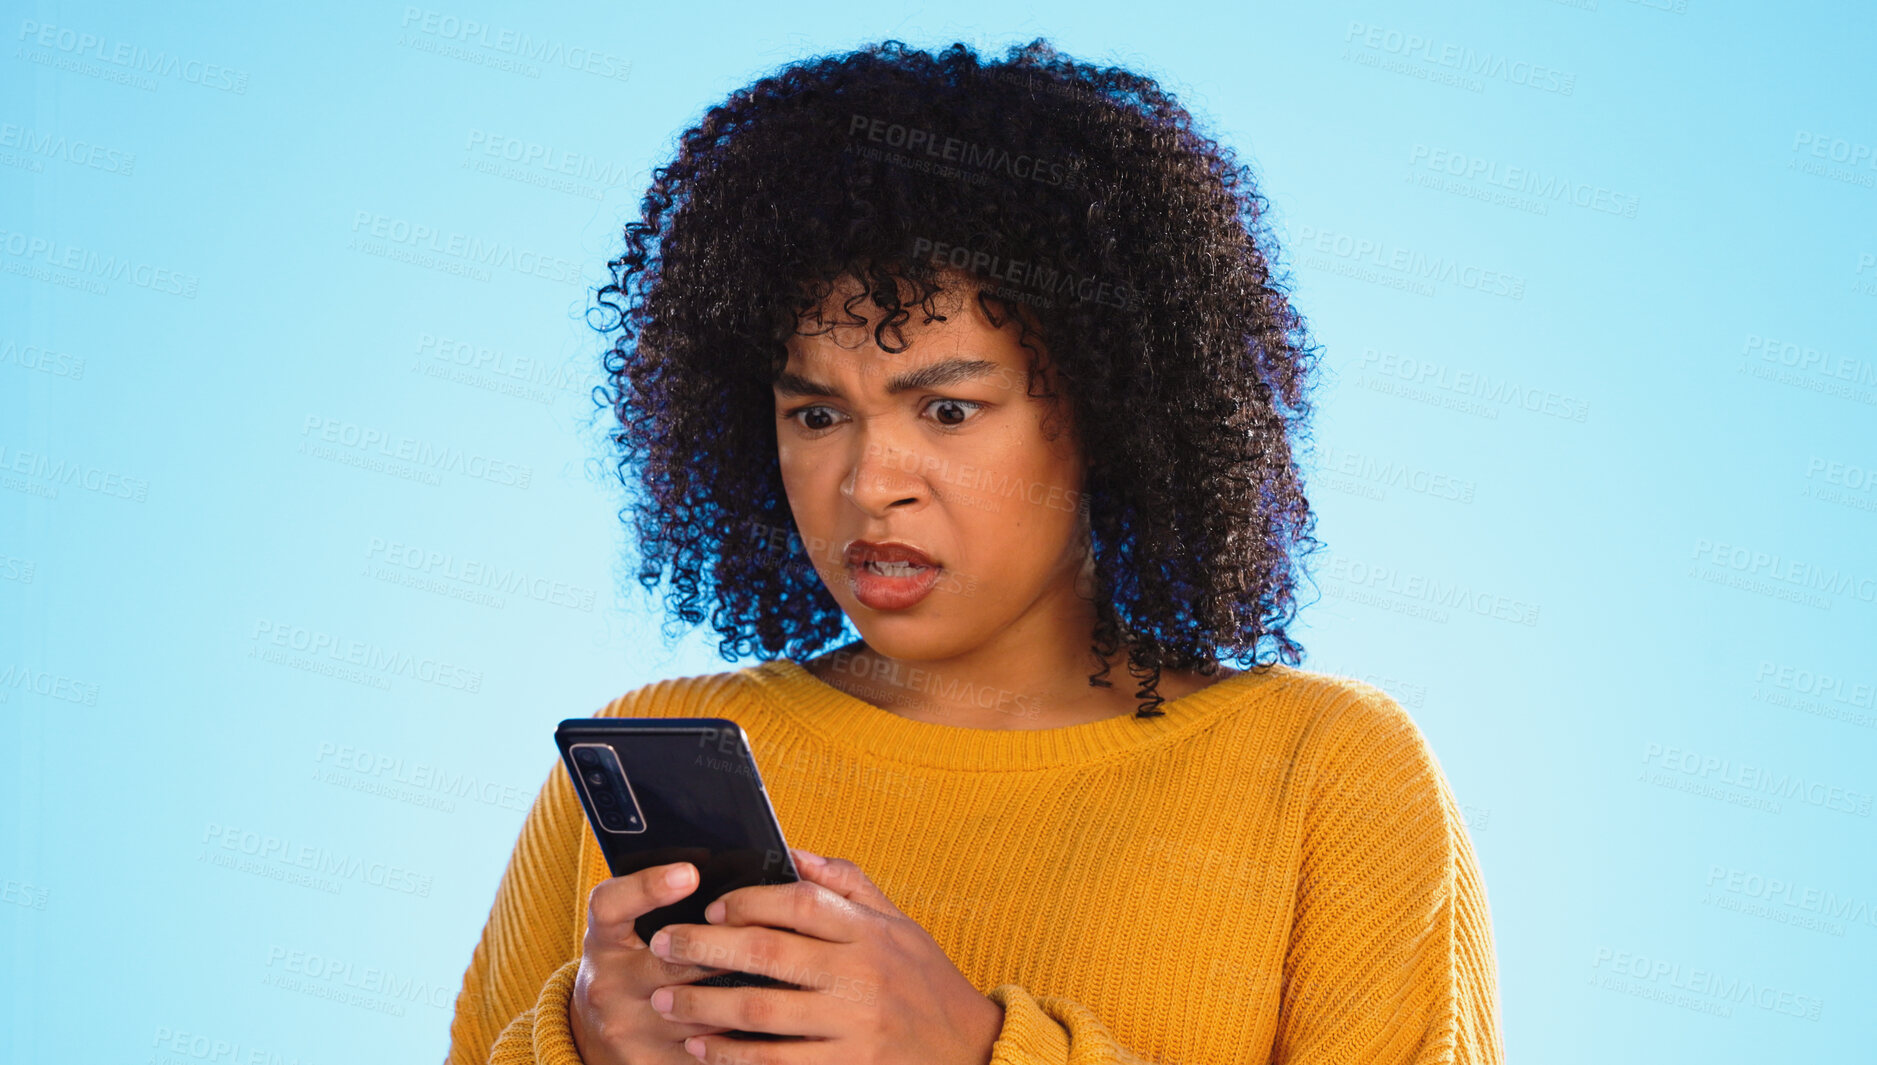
[646, 848, 1005, 1065]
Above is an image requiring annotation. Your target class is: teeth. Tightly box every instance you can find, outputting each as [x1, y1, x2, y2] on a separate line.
[866, 560, 928, 576]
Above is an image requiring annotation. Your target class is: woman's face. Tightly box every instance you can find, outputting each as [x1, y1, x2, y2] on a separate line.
[773, 272, 1094, 662]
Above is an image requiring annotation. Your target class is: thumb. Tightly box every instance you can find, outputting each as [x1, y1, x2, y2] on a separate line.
[790, 848, 904, 918]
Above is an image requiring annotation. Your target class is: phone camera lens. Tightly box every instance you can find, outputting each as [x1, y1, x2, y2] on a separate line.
[575, 748, 599, 767]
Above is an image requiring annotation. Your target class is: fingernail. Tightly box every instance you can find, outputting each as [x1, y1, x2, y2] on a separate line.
[704, 898, 725, 923]
[666, 863, 694, 889]
[792, 848, 826, 869]
[649, 929, 668, 956]
[684, 1036, 706, 1059]
[650, 986, 673, 1014]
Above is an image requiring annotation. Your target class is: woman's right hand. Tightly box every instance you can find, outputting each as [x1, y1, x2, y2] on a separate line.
[568, 862, 735, 1064]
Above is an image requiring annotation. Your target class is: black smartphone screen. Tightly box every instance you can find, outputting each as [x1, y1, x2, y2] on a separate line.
[554, 716, 802, 992]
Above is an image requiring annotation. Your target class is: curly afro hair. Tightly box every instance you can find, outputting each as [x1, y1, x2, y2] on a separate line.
[590, 37, 1325, 717]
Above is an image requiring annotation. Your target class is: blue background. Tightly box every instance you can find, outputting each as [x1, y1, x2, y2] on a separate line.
[4, 0, 1874, 1060]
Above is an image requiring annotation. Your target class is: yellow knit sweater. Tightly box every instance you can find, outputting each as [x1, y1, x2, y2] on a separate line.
[447, 658, 1504, 1064]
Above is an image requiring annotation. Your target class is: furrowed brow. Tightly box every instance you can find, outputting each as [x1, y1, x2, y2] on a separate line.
[772, 358, 1002, 399]
[771, 370, 839, 399]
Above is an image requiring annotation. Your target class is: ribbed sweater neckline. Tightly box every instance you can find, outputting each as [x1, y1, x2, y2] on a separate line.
[738, 657, 1281, 771]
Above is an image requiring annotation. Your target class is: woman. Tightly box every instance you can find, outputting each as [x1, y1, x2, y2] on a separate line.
[448, 38, 1504, 1065]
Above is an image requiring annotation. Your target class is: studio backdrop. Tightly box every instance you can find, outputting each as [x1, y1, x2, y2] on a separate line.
[3, 2, 1873, 1062]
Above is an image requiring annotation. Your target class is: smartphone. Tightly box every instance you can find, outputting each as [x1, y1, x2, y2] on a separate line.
[555, 716, 803, 993]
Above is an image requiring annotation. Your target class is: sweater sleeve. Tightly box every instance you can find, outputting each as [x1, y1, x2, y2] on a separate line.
[1270, 687, 1506, 1065]
[979, 984, 1161, 1064]
[446, 756, 591, 1065]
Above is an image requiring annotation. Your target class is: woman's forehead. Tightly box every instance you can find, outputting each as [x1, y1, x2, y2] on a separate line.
[776, 343, 1023, 403]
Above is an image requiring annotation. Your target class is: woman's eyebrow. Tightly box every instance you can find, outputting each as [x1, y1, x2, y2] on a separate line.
[772, 357, 1002, 399]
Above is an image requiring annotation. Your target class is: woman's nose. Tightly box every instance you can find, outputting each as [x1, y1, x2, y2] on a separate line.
[842, 436, 932, 514]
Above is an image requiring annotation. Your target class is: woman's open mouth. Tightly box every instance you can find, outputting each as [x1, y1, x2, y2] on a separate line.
[845, 541, 944, 611]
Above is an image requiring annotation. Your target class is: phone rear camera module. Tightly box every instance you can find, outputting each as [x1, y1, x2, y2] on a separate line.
[569, 742, 648, 835]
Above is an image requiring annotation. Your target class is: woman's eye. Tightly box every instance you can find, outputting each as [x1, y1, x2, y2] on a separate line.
[785, 399, 981, 434]
[925, 398, 982, 429]
[791, 406, 841, 433]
